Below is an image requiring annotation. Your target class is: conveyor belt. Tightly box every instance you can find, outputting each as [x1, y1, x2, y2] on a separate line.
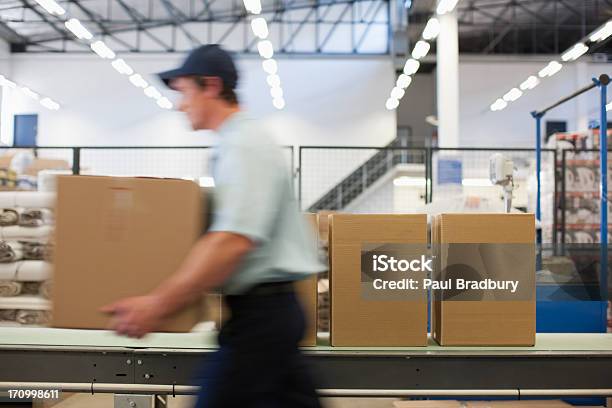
[0, 329, 611, 397]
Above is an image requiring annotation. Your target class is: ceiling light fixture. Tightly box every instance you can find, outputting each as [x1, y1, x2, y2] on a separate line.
[411, 40, 431, 60]
[65, 18, 93, 40]
[251, 17, 269, 39]
[91, 40, 116, 59]
[111, 59, 134, 75]
[561, 43, 588, 62]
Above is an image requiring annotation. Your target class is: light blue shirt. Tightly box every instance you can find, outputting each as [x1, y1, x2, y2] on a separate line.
[209, 112, 323, 294]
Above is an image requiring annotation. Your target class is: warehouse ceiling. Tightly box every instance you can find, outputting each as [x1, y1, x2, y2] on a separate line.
[0, 0, 610, 55]
[407, 0, 612, 55]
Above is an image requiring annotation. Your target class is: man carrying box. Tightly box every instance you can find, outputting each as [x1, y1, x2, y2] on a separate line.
[101, 44, 323, 408]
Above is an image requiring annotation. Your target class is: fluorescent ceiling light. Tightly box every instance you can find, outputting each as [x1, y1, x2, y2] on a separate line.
[411, 40, 430, 60]
[422, 18, 440, 40]
[436, 0, 459, 15]
[262, 59, 278, 74]
[21, 87, 39, 100]
[90, 41, 116, 59]
[266, 74, 281, 88]
[270, 86, 283, 99]
[157, 97, 173, 109]
[520, 75, 539, 91]
[589, 20, 612, 42]
[144, 86, 162, 99]
[403, 58, 420, 75]
[462, 178, 492, 187]
[538, 61, 562, 78]
[503, 87, 522, 102]
[396, 74, 412, 89]
[243, 0, 262, 14]
[251, 17, 269, 39]
[391, 87, 405, 100]
[257, 40, 274, 59]
[490, 98, 507, 111]
[273, 97, 285, 110]
[561, 42, 588, 62]
[40, 97, 60, 110]
[129, 74, 148, 88]
[111, 59, 134, 75]
[385, 98, 399, 110]
[393, 176, 426, 187]
[34, 0, 65, 16]
[65, 18, 93, 40]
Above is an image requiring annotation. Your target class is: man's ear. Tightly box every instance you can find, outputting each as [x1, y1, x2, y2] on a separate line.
[201, 76, 223, 98]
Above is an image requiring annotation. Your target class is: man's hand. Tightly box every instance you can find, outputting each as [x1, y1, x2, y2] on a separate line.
[100, 295, 166, 338]
[101, 232, 253, 338]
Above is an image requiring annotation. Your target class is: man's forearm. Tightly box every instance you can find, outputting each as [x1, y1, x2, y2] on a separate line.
[151, 232, 253, 317]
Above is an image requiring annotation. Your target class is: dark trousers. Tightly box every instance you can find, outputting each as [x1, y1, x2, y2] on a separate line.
[193, 284, 322, 408]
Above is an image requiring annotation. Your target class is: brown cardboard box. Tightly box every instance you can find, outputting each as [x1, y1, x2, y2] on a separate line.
[466, 400, 570, 408]
[394, 401, 463, 408]
[52, 175, 205, 332]
[432, 213, 536, 346]
[316, 210, 335, 245]
[329, 214, 428, 346]
[297, 213, 319, 346]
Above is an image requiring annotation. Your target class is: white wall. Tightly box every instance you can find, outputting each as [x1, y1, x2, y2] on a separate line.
[395, 57, 611, 148]
[397, 72, 436, 144]
[0, 38, 11, 146]
[459, 57, 611, 147]
[2, 53, 396, 148]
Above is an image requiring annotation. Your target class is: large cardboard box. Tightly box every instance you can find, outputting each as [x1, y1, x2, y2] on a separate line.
[329, 214, 428, 346]
[431, 213, 536, 346]
[52, 175, 205, 332]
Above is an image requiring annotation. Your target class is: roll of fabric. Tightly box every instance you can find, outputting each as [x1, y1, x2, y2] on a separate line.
[1, 225, 52, 240]
[20, 241, 49, 260]
[0, 193, 16, 209]
[0, 263, 18, 280]
[0, 281, 22, 297]
[19, 209, 53, 227]
[20, 282, 40, 295]
[0, 309, 16, 321]
[15, 261, 52, 281]
[16, 309, 49, 325]
[39, 280, 51, 299]
[0, 209, 19, 226]
[14, 192, 55, 209]
[0, 241, 22, 263]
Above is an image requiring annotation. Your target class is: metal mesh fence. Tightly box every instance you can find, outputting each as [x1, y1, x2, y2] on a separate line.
[79, 148, 213, 179]
[33, 148, 74, 167]
[299, 147, 427, 213]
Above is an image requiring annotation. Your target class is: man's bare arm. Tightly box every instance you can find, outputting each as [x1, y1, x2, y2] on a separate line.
[151, 231, 254, 318]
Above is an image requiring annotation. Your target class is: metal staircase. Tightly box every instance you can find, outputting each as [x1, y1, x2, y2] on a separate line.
[306, 137, 425, 212]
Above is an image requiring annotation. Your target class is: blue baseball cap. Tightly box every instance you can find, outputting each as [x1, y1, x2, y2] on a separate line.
[157, 44, 238, 90]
